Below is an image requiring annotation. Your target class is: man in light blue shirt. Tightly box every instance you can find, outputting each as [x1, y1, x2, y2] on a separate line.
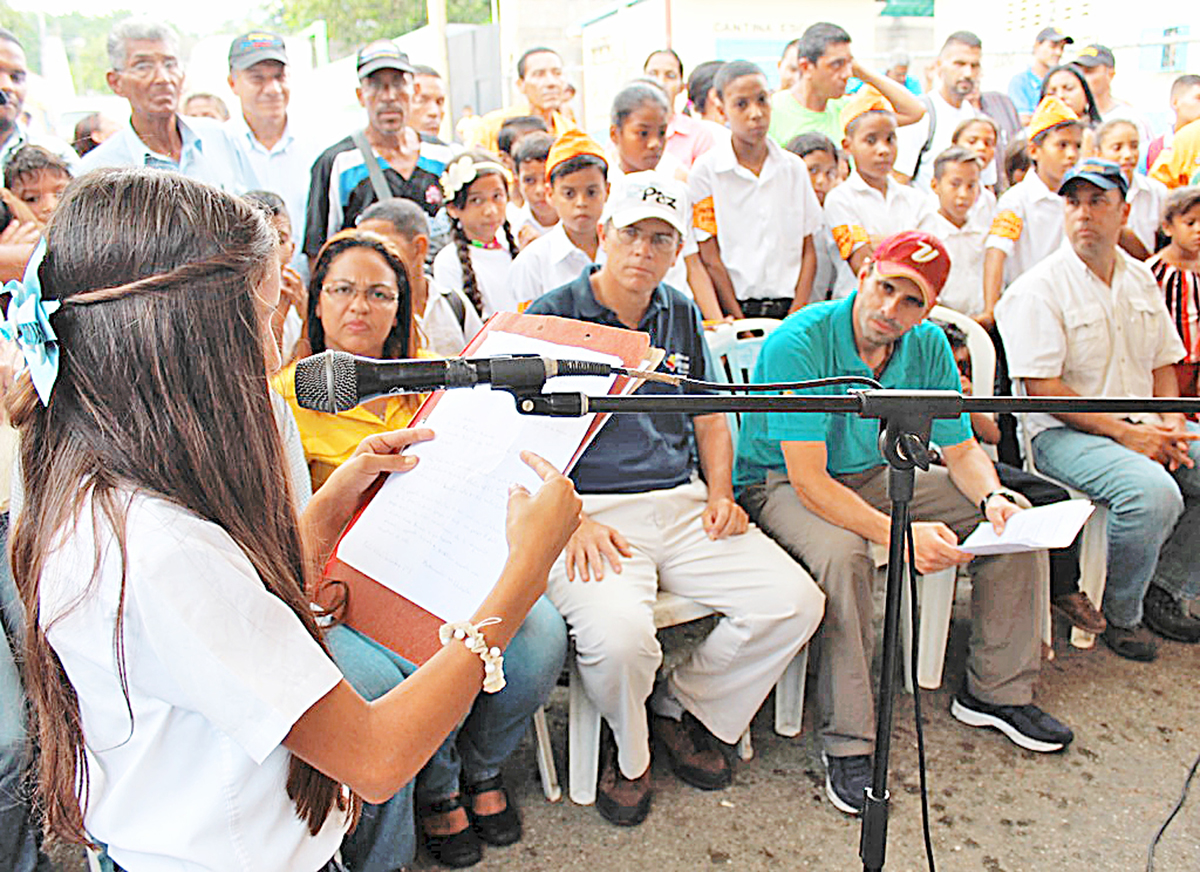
[225, 31, 320, 275]
[80, 18, 258, 193]
[1008, 26, 1072, 123]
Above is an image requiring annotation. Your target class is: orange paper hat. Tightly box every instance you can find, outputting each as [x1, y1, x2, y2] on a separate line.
[840, 87, 895, 132]
[545, 128, 608, 181]
[1027, 95, 1080, 141]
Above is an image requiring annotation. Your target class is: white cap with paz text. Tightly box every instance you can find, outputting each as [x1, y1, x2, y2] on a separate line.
[602, 171, 689, 236]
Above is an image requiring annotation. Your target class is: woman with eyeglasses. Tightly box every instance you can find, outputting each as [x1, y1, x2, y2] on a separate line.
[274, 228, 568, 869]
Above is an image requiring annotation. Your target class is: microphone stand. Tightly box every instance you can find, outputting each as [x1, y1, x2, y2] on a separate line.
[507, 386, 1200, 872]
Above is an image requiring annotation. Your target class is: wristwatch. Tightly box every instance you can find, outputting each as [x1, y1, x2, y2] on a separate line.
[980, 490, 1018, 516]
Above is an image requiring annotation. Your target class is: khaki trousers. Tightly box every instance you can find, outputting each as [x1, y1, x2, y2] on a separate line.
[741, 465, 1044, 758]
[548, 479, 826, 779]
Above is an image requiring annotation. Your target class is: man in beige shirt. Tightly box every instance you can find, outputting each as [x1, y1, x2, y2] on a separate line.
[997, 157, 1200, 662]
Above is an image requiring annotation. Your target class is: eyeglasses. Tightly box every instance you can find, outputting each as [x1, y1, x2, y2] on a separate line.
[321, 283, 400, 306]
[123, 57, 182, 79]
[614, 224, 678, 254]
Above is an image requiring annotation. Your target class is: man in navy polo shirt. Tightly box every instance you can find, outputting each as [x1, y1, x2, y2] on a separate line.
[735, 231, 1073, 817]
[526, 171, 824, 828]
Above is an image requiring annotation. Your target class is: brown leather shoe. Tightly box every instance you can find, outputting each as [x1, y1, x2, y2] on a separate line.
[596, 753, 652, 827]
[651, 711, 733, 791]
[1052, 591, 1107, 635]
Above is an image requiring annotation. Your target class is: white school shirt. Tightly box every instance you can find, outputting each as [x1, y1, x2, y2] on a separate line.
[507, 201, 554, 243]
[896, 89, 981, 190]
[418, 275, 485, 356]
[918, 206, 989, 316]
[823, 171, 931, 264]
[1126, 172, 1169, 253]
[39, 490, 347, 872]
[431, 232, 518, 317]
[811, 220, 858, 302]
[995, 240, 1186, 440]
[985, 170, 1064, 286]
[689, 136, 821, 301]
[509, 222, 607, 310]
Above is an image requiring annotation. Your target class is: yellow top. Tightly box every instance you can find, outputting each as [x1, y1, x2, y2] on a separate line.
[1150, 117, 1200, 189]
[467, 103, 576, 155]
[272, 351, 436, 491]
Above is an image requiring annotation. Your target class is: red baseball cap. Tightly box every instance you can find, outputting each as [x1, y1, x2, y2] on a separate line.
[871, 231, 951, 306]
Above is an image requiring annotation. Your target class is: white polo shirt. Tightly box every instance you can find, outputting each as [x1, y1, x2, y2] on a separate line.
[40, 490, 348, 872]
[689, 136, 821, 301]
[509, 222, 606, 310]
[896, 90, 981, 190]
[824, 171, 930, 264]
[918, 206, 989, 316]
[985, 170, 1064, 285]
[1126, 172, 1169, 253]
[995, 240, 1186, 440]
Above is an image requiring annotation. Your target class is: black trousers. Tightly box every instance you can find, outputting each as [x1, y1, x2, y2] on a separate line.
[994, 462, 1082, 599]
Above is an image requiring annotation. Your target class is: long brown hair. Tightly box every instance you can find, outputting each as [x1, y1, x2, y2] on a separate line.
[10, 168, 355, 843]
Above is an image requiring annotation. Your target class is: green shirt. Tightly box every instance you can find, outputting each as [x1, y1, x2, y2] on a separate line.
[768, 91, 850, 146]
[733, 294, 973, 491]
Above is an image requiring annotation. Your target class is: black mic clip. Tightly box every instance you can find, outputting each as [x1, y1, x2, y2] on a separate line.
[510, 392, 589, 417]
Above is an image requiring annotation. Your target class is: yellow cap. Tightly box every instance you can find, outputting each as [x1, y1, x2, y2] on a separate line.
[1027, 95, 1080, 141]
[545, 128, 608, 181]
[840, 87, 895, 132]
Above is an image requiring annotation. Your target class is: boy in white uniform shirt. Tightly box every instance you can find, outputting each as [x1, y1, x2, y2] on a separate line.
[509, 130, 610, 309]
[981, 96, 1083, 328]
[824, 90, 930, 277]
[918, 146, 991, 316]
[690, 60, 821, 319]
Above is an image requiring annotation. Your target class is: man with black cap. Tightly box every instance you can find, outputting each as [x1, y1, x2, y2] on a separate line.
[1074, 44, 1151, 148]
[1008, 26, 1073, 123]
[997, 158, 1200, 663]
[303, 39, 444, 267]
[227, 31, 318, 275]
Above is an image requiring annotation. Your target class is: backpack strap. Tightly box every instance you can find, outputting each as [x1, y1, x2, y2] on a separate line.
[910, 94, 937, 180]
[446, 286, 467, 330]
[351, 129, 393, 203]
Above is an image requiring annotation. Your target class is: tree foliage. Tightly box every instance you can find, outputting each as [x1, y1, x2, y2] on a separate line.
[272, 0, 490, 58]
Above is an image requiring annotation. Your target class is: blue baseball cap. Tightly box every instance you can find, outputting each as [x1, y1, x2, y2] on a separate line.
[1058, 157, 1128, 198]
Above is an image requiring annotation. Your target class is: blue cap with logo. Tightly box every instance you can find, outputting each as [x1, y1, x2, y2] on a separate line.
[229, 32, 288, 71]
[1058, 157, 1129, 198]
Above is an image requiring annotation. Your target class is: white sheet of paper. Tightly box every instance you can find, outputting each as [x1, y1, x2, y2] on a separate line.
[958, 499, 1095, 556]
[336, 332, 620, 621]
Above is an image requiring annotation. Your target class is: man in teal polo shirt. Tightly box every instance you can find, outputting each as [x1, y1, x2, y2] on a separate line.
[735, 231, 1073, 817]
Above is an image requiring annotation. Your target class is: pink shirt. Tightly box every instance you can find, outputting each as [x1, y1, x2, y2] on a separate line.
[664, 112, 717, 168]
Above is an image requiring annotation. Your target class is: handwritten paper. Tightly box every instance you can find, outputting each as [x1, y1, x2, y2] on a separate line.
[959, 499, 1095, 556]
[336, 332, 621, 620]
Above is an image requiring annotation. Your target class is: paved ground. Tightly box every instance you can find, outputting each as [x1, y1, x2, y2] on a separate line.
[50, 584, 1200, 872]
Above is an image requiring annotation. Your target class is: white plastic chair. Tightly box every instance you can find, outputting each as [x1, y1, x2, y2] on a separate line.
[1018, 402, 1109, 650]
[564, 591, 808, 805]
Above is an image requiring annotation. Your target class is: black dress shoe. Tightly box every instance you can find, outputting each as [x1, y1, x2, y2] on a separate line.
[464, 774, 522, 847]
[1144, 584, 1200, 643]
[1101, 624, 1159, 662]
[420, 795, 482, 868]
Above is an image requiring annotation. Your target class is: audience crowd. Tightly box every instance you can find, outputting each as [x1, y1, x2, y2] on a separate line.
[3, 12, 1200, 872]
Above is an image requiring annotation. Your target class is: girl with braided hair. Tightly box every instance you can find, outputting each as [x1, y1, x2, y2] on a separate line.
[432, 150, 522, 316]
[7, 167, 581, 871]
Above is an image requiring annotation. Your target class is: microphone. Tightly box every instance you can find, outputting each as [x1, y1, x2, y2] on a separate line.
[293, 349, 616, 414]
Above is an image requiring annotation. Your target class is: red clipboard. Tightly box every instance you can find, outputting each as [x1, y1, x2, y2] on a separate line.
[319, 313, 652, 664]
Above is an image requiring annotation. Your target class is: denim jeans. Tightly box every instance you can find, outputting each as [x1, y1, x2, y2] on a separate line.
[1033, 424, 1200, 628]
[326, 596, 566, 872]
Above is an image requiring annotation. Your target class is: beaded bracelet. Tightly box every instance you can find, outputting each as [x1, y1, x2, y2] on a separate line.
[439, 617, 506, 693]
